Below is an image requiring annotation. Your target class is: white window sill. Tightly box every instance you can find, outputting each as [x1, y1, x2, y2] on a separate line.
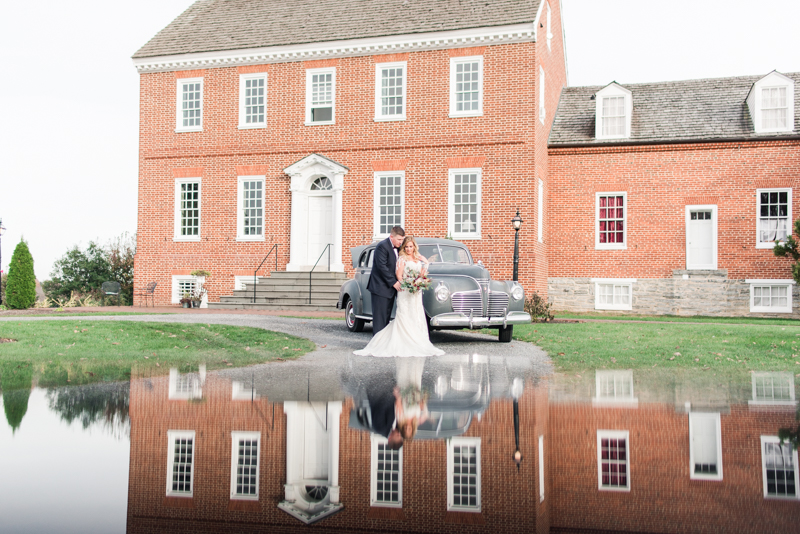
[750, 306, 793, 314]
[754, 127, 794, 135]
[595, 244, 627, 250]
[175, 127, 202, 133]
[173, 237, 201, 242]
[595, 304, 633, 311]
[451, 233, 481, 240]
[596, 134, 629, 141]
[449, 112, 483, 118]
[690, 472, 723, 482]
[238, 124, 266, 130]
[236, 236, 265, 242]
[374, 116, 406, 122]
[230, 494, 259, 501]
[598, 486, 631, 493]
[748, 400, 797, 406]
[592, 399, 639, 408]
[755, 242, 782, 249]
[305, 121, 335, 126]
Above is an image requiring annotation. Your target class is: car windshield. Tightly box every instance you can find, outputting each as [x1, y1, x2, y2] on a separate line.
[418, 244, 471, 264]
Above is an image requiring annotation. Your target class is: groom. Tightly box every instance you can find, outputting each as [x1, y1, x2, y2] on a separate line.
[367, 225, 405, 335]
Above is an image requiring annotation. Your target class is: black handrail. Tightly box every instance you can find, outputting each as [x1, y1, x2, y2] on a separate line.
[309, 244, 333, 304]
[252, 244, 278, 303]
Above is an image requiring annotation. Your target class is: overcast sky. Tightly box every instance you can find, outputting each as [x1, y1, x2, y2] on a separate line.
[1, 0, 799, 280]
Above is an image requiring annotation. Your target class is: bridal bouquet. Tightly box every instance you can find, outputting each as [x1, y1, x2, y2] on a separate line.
[401, 268, 432, 294]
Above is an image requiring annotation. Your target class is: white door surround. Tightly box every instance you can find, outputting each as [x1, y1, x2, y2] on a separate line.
[285, 154, 347, 272]
[686, 205, 718, 270]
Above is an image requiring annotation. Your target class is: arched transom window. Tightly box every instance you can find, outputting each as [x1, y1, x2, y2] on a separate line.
[310, 177, 332, 190]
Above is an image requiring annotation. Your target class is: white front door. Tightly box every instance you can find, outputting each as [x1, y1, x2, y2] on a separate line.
[686, 206, 717, 270]
[307, 196, 333, 270]
[302, 402, 330, 480]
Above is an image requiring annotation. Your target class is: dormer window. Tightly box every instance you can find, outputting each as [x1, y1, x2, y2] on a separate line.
[595, 83, 632, 140]
[747, 71, 795, 134]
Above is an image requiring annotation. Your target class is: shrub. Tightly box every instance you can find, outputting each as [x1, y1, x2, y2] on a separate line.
[524, 291, 554, 323]
[5, 240, 36, 309]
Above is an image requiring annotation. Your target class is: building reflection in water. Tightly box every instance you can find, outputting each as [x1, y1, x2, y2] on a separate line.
[126, 358, 800, 533]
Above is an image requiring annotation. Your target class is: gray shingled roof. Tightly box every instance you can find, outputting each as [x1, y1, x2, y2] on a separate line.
[549, 72, 800, 146]
[134, 0, 542, 59]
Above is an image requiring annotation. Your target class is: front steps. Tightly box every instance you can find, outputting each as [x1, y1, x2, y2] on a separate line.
[208, 271, 349, 312]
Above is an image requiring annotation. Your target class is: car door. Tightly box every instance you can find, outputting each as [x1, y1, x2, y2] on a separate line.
[356, 248, 374, 317]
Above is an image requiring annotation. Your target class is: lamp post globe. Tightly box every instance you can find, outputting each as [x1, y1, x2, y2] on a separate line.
[511, 210, 523, 282]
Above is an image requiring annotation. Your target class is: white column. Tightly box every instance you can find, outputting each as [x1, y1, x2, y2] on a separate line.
[287, 177, 307, 272]
[327, 401, 342, 503]
[331, 172, 345, 272]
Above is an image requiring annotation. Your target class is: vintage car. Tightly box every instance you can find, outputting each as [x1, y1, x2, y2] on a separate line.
[336, 238, 531, 342]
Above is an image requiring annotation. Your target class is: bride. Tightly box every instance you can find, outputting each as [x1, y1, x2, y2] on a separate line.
[354, 236, 445, 357]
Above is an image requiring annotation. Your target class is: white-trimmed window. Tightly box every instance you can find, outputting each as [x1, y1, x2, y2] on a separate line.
[168, 366, 205, 400]
[447, 437, 481, 512]
[171, 275, 198, 304]
[174, 178, 201, 241]
[237, 176, 265, 241]
[596, 192, 627, 249]
[167, 430, 196, 497]
[176, 78, 203, 132]
[689, 412, 723, 481]
[595, 83, 632, 140]
[239, 73, 267, 128]
[747, 71, 795, 134]
[539, 66, 546, 124]
[449, 56, 483, 117]
[306, 67, 335, 124]
[375, 62, 406, 121]
[373, 172, 404, 238]
[546, 2, 553, 51]
[593, 370, 637, 405]
[538, 435, 545, 502]
[231, 381, 259, 400]
[592, 278, 635, 311]
[230, 431, 260, 500]
[537, 178, 544, 243]
[756, 188, 791, 248]
[597, 430, 630, 491]
[761, 436, 799, 499]
[748, 280, 794, 313]
[370, 435, 403, 508]
[448, 168, 481, 240]
[749, 372, 796, 405]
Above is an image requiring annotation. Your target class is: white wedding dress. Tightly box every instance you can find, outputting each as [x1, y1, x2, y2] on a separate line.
[354, 260, 445, 357]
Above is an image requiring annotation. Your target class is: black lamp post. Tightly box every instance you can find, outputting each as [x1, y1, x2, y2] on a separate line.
[0, 219, 5, 306]
[511, 209, 523, 282]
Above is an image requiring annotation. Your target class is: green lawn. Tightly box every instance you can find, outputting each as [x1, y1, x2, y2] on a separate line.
[511, 321, 800, 374]
[1, 311, 177, 317]
[0, 321, 315, 387]
[554, 311, 800, 326]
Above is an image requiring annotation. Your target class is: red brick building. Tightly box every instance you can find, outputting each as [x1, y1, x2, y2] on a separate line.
[132, 0, 567, 307]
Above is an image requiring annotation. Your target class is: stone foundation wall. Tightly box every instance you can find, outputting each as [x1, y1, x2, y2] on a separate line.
[548, 270, 799, 317]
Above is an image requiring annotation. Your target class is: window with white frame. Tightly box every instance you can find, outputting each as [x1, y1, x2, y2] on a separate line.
[537, 178, 544, 242]
[597, 430, 630, 491]
[747, 72, 795, 134]
[239, 73, 267, 128]
[237, 177, 265, 241]
[230, 432, 260, 499]
[595, 83, 632, 140]
[761, 436, 799, 499]
[546, 2, 553, 51]
[593, 278, 634, 311]
[375, 62, 406, 121]
[168, 366, 205, 400]
[762, 87, 789, 130]
[174, 179, 201, 241]
[447, 437, 481, 511]
[689, 412, 723, 481]
[450, 56, 483, 117]
[374, 172, 404, 238]
[306, 68, 335, 124]
[538, 435, 545, 502]
[171, 275, 198, 304]
[596, 192, 626, 249]
[756, 189, 791, 248]
[748, 280, 793, 313]
[539, 66, 546, 124]
[231, 380, 259, 400]
[176, 78, 203, 132]
[370, 435, 402, 507]
[594, 370, 637, 404]
[449, 169, 481, 239]
[749, 372, 796, 405]
[167, 430, 196, 496]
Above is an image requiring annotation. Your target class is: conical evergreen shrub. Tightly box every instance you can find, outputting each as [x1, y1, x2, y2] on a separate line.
[5, 239, 36, 309]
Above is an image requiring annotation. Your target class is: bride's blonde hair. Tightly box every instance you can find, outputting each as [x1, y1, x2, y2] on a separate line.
[399, 236, 419, 260]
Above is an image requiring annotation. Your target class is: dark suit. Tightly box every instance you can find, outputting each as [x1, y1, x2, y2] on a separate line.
[366, 387, 397, 439]
[366, 237, 399, 335]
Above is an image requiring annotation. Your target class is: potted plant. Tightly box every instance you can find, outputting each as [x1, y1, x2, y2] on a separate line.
[190, 270, 212, 308]
[179, 291, 192, 308]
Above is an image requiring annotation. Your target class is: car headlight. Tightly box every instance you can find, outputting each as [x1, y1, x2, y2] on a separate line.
[511, 284, 524, 301]
[435, 283, 450, 302]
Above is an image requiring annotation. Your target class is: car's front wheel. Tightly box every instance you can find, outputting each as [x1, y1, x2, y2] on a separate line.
[345, 299, 365, 332]
[498, 325, 513, 343]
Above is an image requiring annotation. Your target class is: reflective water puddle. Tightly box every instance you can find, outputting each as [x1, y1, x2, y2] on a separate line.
[1, 356, 799, 533]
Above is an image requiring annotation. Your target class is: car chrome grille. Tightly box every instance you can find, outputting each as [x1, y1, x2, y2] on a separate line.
[451, 291, 483, 315]
[488, 293, 509, 317]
